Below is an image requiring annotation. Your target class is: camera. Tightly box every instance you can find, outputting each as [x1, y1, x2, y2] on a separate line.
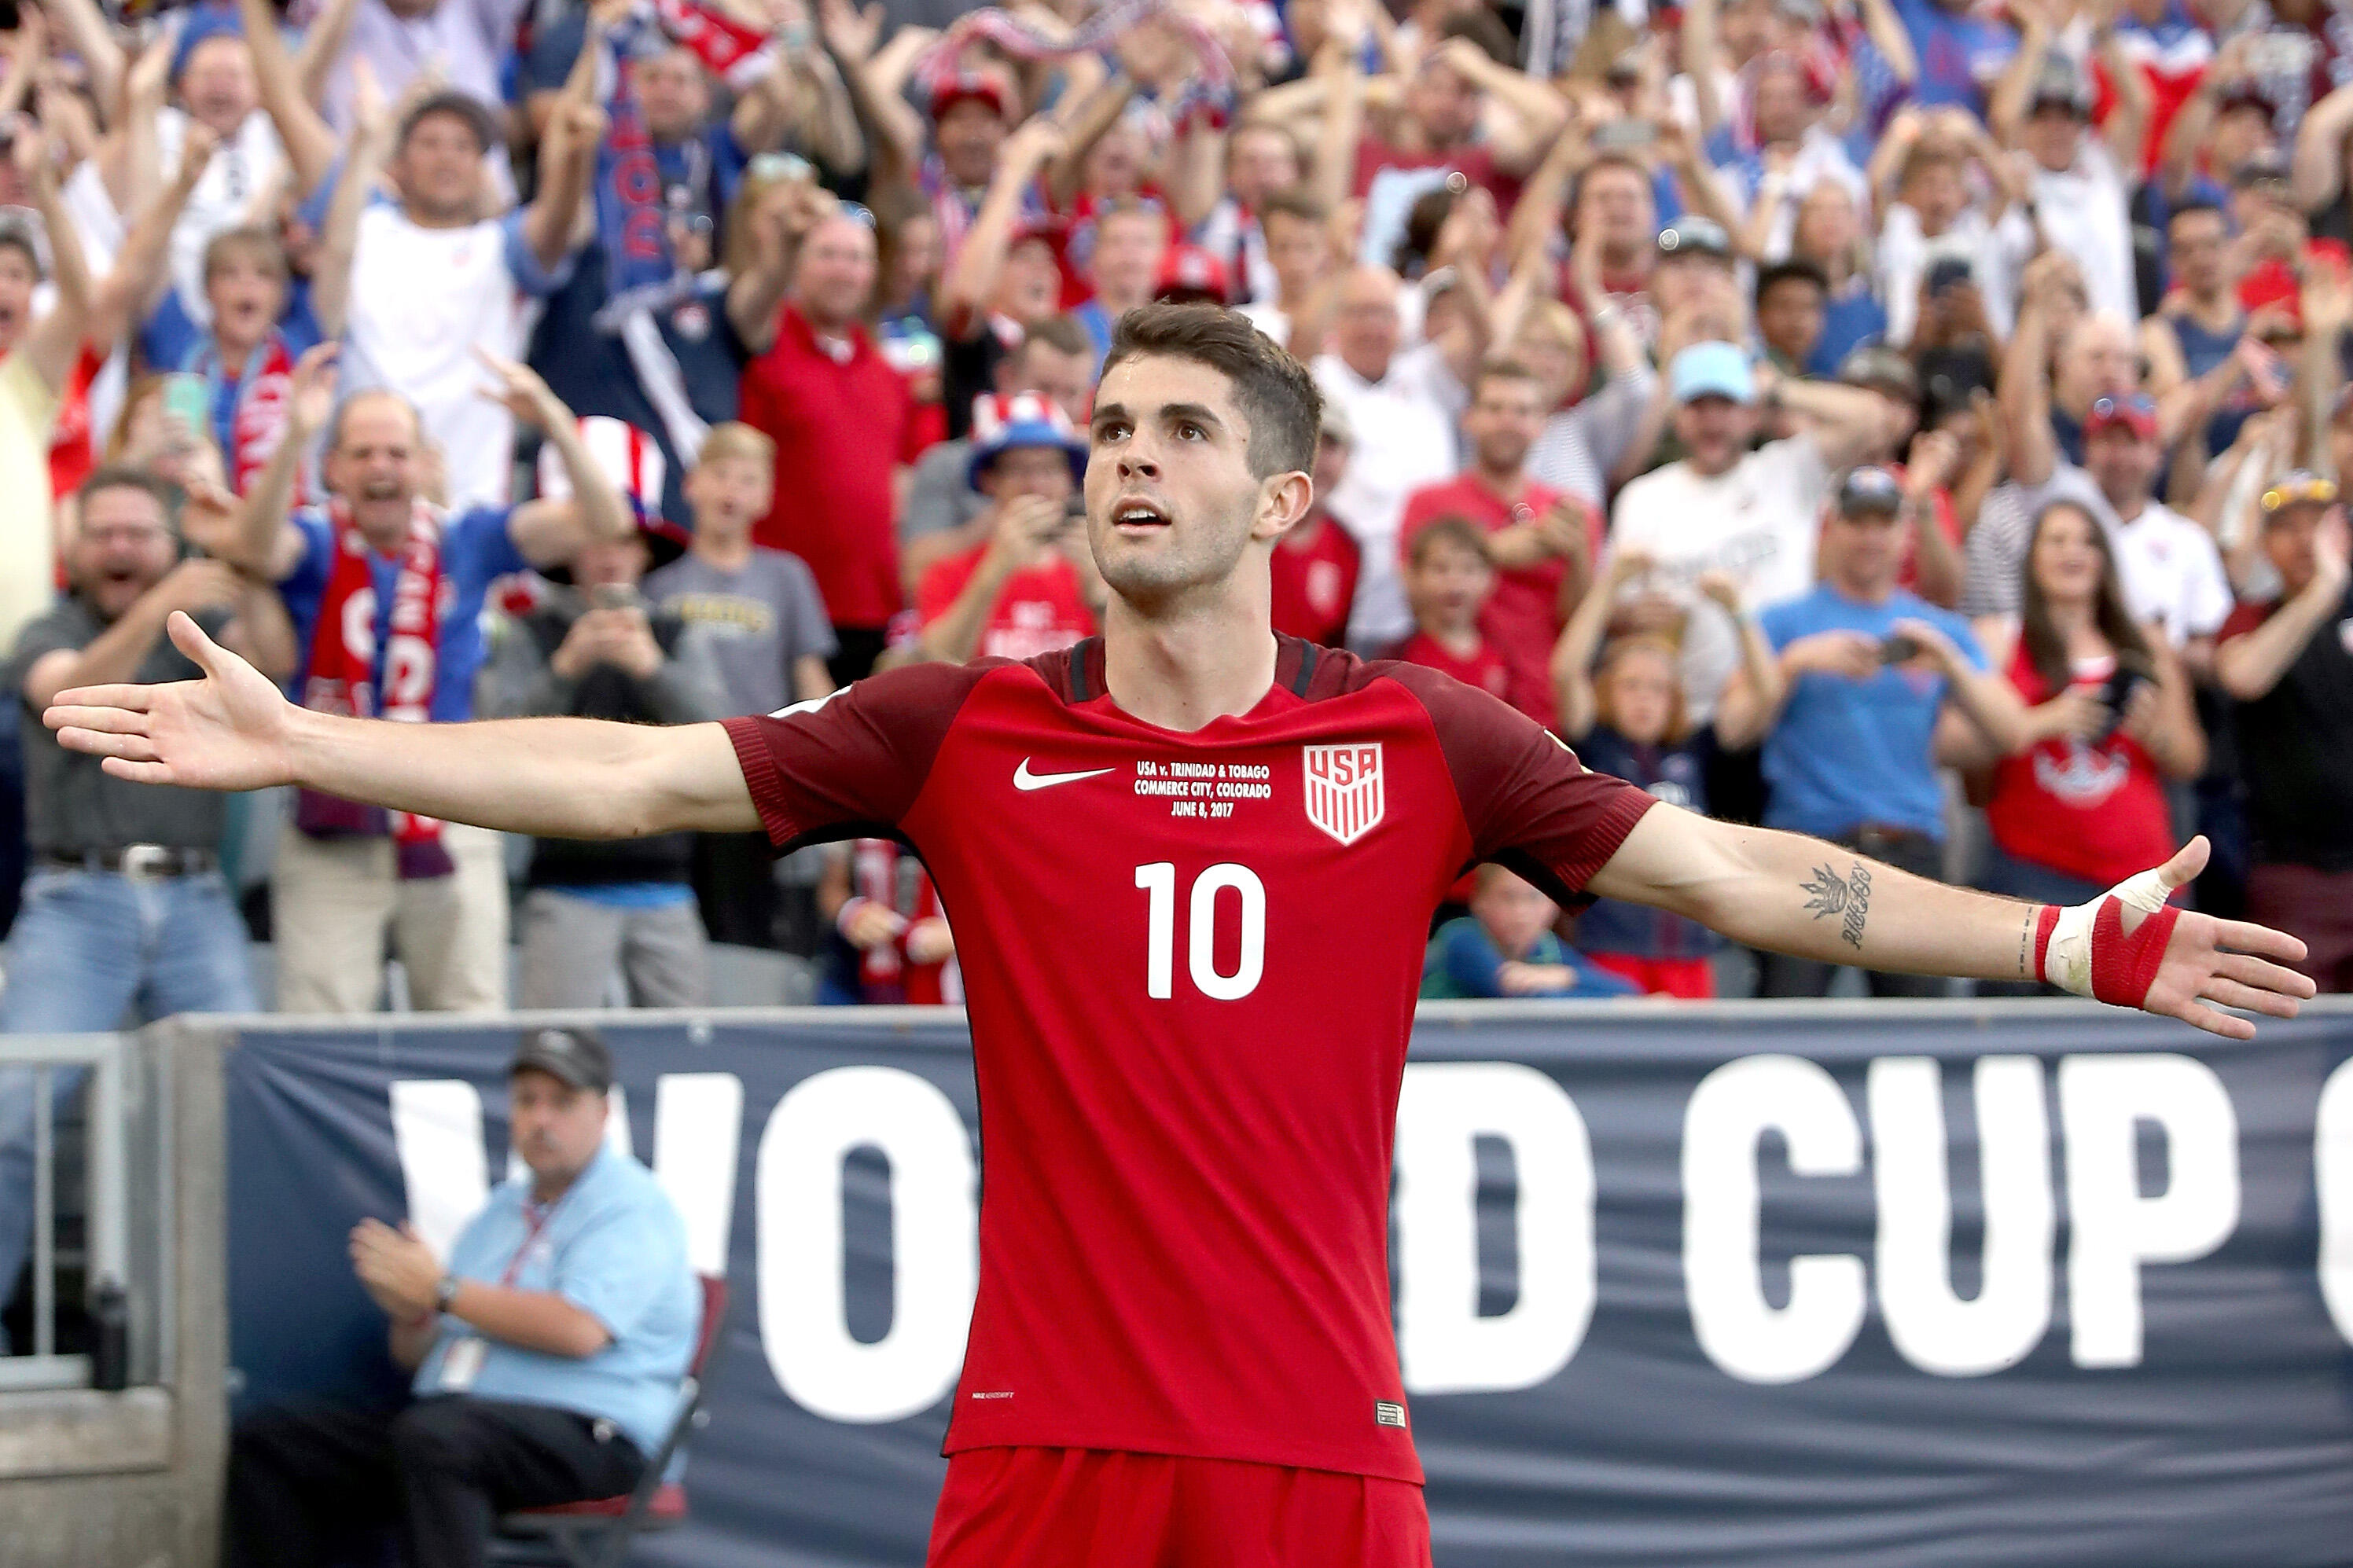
[1925, 255, 1975, 296]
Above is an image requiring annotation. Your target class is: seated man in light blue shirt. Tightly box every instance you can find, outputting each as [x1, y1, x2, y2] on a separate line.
[1715, 465, 2028, 1000]
[224, 1026, 700, 1568]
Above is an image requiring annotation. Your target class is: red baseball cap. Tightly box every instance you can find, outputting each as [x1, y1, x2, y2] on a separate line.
[929, 72, 1013, 124]
[1155, 244, 1230, 304]
[2083, 392, 2159, 442]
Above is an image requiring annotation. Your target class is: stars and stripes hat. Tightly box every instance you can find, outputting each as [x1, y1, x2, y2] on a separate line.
[968, 392, 1089, 488]
[535, 416, 689, 569]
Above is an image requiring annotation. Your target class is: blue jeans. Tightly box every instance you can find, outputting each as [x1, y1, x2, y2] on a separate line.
[0, 868, 256, 1347]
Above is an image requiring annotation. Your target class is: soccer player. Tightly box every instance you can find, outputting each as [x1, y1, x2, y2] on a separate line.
[46, 305, 2314, 1566]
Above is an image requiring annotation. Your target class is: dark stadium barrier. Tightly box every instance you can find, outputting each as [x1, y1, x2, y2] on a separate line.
[222, 1000, 2353, 1566]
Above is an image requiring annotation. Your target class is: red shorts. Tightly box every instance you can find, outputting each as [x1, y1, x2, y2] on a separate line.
[1586, 951, 1716, 998]
[926, 1446, 1432, 1567]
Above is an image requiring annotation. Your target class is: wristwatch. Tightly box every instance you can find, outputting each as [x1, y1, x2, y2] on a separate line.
[435, 1275, 462, 1313]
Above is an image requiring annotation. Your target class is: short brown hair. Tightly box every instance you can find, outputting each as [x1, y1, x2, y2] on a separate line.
[1406, 515, 1491, 569]
[1258, 189, 1328, 229]
[1019, 313, 1093, 362]
[1101, 303, 1322, 479]
[1471, 358, 1542, 399]
[203, 225, 289, 285]
[78, 465, 175, 524]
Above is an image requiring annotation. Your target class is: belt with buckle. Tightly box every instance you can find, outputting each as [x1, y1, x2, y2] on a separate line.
[43, 846, 219, 878]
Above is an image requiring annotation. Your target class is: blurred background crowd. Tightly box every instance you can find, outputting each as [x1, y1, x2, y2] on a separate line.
[0, 0, 2344, 1051]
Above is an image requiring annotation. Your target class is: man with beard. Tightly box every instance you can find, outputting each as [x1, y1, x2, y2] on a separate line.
[1398, 362, 1595, 722]
[209, 346, 632, 1014]
[0, 466, 292, 1347]
[48, 303, 2317, 1565]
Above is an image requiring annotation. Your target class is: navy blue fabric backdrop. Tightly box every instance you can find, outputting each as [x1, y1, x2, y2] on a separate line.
[223, 1001, 2353, 1566]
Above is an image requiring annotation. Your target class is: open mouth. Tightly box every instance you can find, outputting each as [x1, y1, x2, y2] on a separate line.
[1112, 498, 1171, 532]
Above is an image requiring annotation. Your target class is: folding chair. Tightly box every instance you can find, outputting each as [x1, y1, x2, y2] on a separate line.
[494, 1273, 728, 1568]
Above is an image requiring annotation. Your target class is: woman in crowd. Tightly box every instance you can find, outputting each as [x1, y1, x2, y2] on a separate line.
[1963, 499, 2207, 912]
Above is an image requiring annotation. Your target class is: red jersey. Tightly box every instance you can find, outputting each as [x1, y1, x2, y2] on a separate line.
[739, 305, 924, 629]
[1268, 516, 1361, 646]
[1393, 630, 1509, 702]
[723, 637, 1653, 1482]
[1398, 476, 1582, 724]
[917, 544, 1096, 661]
[1986, 644, 2173, 886]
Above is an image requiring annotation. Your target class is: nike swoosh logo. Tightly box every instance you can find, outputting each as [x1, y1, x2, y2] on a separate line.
[1013, 758, 1115, 792]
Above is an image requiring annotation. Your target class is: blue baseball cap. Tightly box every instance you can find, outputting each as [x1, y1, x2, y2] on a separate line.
[1670, 342, 1757, 406]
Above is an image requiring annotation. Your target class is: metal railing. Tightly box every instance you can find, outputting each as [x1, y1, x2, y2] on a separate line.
[0, 1035, 130, 1393]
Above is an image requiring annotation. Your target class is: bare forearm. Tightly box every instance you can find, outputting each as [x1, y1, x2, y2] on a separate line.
[443, 1281, 609, 1359]
[282, 708, 756, 836]
[1607, 813, 2041, 982]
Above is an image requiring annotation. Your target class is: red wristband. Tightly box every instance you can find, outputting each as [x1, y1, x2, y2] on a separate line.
[2031, 904, 2061, 983]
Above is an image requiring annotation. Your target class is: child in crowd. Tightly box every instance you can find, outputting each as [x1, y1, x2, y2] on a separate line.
[1421, 865, 1638, 1000]
[1392, 516, 1509, 700]
[644, 421, 837, 718]
[1547, 551, 1785, 998]
[643, 421, 838, 950]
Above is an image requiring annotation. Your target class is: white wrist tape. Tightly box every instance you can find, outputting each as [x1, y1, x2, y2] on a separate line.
[2042, 866, 2173, 998]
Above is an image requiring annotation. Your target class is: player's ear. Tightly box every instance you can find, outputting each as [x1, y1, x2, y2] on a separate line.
[1250, 469, 1314, 544]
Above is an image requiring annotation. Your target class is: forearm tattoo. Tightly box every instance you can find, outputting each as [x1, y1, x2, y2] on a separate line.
[1801, 862, 1873, 950]
[2017, 910, 2035, 979]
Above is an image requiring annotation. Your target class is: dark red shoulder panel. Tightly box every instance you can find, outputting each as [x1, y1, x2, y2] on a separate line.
[722, 660, 1004, 848]
[1371, 658, 1656, 899]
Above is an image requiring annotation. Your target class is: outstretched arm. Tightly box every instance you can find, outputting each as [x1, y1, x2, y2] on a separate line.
[1588, 810, 2313, 1037]
[47, 614, 763, 838]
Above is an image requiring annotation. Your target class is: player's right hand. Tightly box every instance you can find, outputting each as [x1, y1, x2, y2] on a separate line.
[45, 611, 296, 792]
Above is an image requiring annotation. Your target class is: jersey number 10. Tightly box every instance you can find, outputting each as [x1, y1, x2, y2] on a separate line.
[1134, 863, 1267, 1001]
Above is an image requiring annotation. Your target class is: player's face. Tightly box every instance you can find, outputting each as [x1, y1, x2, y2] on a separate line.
[509, 1070, 609, 1188]
[1086, 354, 1276, 606]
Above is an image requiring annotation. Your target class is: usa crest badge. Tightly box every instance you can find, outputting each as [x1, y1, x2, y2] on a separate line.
[1303, 743, 1384, 846]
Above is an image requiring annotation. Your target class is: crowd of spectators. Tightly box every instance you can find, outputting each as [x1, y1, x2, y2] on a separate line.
[2, 0, 2353, 1324]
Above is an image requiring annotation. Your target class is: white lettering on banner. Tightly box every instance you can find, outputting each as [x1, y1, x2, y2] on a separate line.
[1870, 1057, 2055, 1375]
[756, 1067, 976, 1423]
[653, 1074, 744, 1277]
[2058, 1055, 2240, 1368]
[1394, 1063, 1596, 1394]
[1684, 1056, 1867, 1384]
[390, 1081, 491, 1261]
[2318, 1058, 2353, 1344]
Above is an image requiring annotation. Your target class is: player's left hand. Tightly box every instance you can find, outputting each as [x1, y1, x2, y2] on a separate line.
[2035, 837, 2314, 1039]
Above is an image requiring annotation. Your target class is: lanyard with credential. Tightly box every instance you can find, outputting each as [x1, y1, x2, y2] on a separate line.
[500, 1195, 564, 1287]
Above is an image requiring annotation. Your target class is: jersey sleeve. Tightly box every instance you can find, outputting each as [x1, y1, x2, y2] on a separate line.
[719, 660, 994, 850]
[1385, 662, 1658, 905]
